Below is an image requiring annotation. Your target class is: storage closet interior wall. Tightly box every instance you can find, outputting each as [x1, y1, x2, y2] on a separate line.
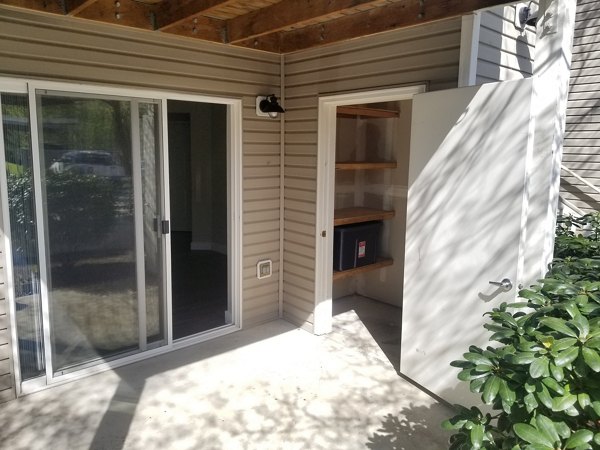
[333, 101, 412, 307]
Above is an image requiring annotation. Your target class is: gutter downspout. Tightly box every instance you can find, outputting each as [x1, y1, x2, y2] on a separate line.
[278, 53, 285, 318]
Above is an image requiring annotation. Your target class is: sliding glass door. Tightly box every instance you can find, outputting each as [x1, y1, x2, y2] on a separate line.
[1, 80, 242, 392]
[36, 92, 166, 375]
[1, 85, 167, 380]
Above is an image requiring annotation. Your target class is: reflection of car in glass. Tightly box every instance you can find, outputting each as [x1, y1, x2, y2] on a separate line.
[49, 151, 126, 177]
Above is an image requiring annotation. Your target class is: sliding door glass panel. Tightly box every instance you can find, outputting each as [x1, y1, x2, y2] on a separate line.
[2, 93, 45, 380]
[167, 101, 230, 340]
[37, 93, 139, 373]
[139, 102, 164, 345]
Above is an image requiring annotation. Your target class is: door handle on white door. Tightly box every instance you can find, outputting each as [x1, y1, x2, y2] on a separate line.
[489, 278, 513, 291]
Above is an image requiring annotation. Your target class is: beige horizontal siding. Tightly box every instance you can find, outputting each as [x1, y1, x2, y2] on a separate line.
[563, 0, 600, 213]
[282, 18, 462, 330]
[0, 6, 282, 331]
[0, 206, 15, 403]
[476, 4, 536, 85]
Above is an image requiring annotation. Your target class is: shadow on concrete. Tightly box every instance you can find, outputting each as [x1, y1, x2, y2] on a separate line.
[366, 403, 453, 450]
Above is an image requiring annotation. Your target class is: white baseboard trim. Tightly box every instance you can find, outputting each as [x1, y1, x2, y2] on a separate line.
[190, 241, 227, 255]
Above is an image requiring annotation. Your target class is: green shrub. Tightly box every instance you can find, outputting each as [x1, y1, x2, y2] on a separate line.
[443, 213, 600, 450]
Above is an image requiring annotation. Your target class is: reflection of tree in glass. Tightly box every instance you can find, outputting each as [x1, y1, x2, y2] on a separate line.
[41, 98, 131, 172]
[45, 172, 119, 266]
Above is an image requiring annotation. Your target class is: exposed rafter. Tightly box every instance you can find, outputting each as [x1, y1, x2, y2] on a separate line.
[74, 0, 155, 30]
[227, 0, 386, 44]
[0, 0, 520, 53]
[236, 0, 517, 53]
[156, 0, 231, 31]
[66, 0, 98, 16]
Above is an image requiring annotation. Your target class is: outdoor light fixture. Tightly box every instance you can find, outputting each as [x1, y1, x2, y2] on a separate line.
[519, 6, 538, 27]
[256, 95, 285, 118]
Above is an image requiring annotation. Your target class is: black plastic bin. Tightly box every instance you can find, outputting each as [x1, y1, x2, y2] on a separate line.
[333, 221, 382, 271]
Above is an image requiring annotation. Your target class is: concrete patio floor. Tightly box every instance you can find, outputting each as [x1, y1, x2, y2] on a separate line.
[0, 297, 454, 449]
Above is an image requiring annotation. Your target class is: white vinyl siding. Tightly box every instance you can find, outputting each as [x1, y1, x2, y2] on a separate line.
[0, 215, 15, 403]
[562, 0, 600, 213]
[0, 6, 282, 331]
[282, 19, 462, 330]
[476, 3, 536, 85]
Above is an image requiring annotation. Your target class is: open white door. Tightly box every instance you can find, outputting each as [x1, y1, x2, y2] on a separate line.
[400, 79, 533, 405]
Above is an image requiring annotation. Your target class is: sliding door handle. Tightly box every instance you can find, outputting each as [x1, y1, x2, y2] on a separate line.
[161, 220, 170, 235]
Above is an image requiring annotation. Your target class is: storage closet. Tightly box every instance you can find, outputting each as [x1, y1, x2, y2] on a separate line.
[332, 100, 413, 307]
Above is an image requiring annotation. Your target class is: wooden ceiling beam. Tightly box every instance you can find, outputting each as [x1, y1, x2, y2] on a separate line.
[0, 0, 64, 15]
[66, 0, 98, 16]
[269, 0, 517, 53]
[155, 0, 232, 31]
[227, 0, 384, 44]
[162, 15, 227, 44]
[74, 0, 155, 30]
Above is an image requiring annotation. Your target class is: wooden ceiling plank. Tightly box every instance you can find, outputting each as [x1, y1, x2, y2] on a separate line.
[0, 0, 63, 15]
[278, 0, 516, 53]
[67, 0, 99, 16]
[156, 0, 233, 30]
[162, 15, 227, 43]
[227, 0, 385, 44]
[75, 0, 154, 30]
[234, 31, 282, 53]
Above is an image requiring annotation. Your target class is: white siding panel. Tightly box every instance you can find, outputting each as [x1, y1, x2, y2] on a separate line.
[0, 194, 14, 403]
[563, 0, 600, 213]
[476, 4, 537, 84]
[283, 19, 462, 330]
[0, 6, 282, 335]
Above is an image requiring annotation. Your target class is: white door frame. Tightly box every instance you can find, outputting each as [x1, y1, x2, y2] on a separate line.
[0, 76, 243, 395]
[314, 84, 426, 335]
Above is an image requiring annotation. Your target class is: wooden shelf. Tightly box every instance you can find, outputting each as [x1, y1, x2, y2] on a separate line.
[335, 161, 397, 170]
[337, 106, 399, 119]
[334, 207, 395, 226]
[333, 258, 393, 281]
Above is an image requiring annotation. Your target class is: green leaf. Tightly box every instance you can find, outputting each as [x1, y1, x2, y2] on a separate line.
[549, 362, 564, 382]
[582, 347, 600, 372]
[511, 353, 537, 364]
[594, 432, 600, 446]
[592, 401, 600, 417]
[463, 352, 493, 366]
[458, 369, 488, 381]
[530, 356, 549, 378]
[535, 415, 560, 446]
[442, 418, 467, 430]
[541, 377, 564, 395]
[539, 317, 577, 337]
[470, 423, 484, 449]
[555, 347, 580, 367]
[577, 393, 591, 409]
[499, 379, 516, 406]
[571, 315, 590, 339]
[470, 377, 487, 393]
[536, 384, 553, 409]
[524, 393, 539, 413]
[555, 421, 571, 439]
[565, 429, 593, 448]
[482, 375, 501, 404]
[586, 336, 600, 349]
[450, 360, 472, 368]
[552, 394, 578, 412]
[561, 301, 580, 318]
[552, 337, 578, 352]
[513, 423, 553, 447]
